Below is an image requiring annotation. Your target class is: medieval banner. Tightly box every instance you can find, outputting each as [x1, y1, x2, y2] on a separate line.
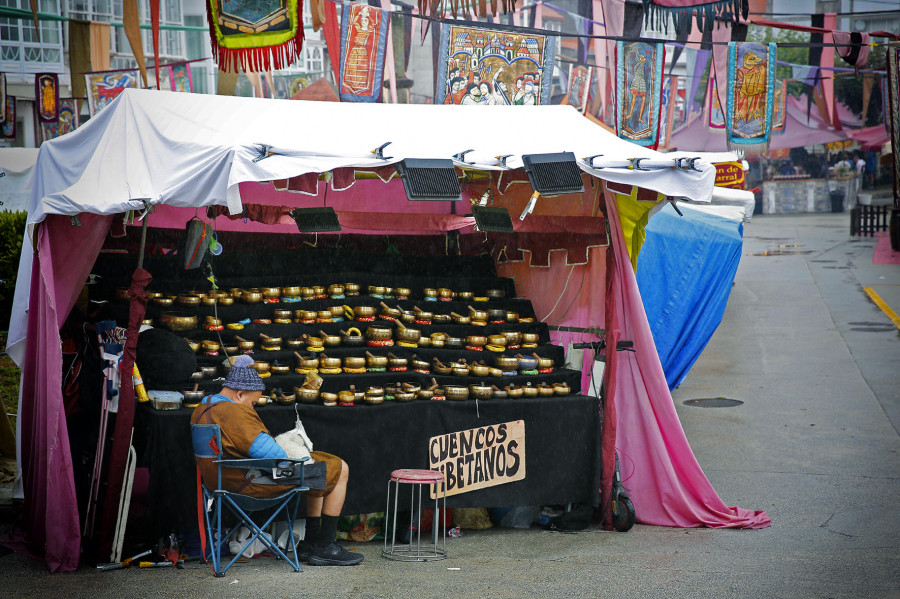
[436, 22, 556, 105]
[428, 420, 526, 498]
[86, 71, 139, 116]
[772, 79, 786, 132]
[707, 77, 725, 129]
[206, 0, 304, 73]
[616, 41, 665, 147]
[725, 41, 777, 152]
[35, 73, 59, 124]
[1, 96, 14, 139]
[658, 75, 678, 149]
[563, 64, 593, 114]
[57, 98, 79, 136]
[170, 63, 193, 92]
[339, 2, 390, 102]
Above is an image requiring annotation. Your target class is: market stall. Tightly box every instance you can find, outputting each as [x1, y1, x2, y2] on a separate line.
[7, 89, 770, 573]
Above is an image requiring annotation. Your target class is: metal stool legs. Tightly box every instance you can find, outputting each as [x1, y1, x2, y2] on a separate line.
[382, 469, 447, 561]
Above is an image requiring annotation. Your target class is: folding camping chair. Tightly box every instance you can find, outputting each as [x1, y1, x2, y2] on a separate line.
[191, 423, 310, 577]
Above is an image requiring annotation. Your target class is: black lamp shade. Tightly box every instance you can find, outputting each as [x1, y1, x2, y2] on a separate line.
[522, 152, 585, 195]
[396, 158, 462, 201]
[472, 206, 515, 233]
[290, 207, 341, 232]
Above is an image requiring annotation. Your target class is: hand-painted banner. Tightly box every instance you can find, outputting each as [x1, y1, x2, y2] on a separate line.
[726, 41, 776, 152]
[436, 22, 556, 105]
[57, 99, 79, 136]
[707, 77, 725, 129]
[772, 80, 786, 132]
[206, 0, 304, 73]
[1, 96, 15, 139]
[616, 41, 665, 147]
[86, 71, 139, 116]
[170, 63, 193, 92]
[887, 43, 900, 206]
[0, 73, 5, 124]
[563, 64, 593, 114]
[339, 2, 390, 102]
[36, 73, 59, 124]
[658, 75, 678, 149]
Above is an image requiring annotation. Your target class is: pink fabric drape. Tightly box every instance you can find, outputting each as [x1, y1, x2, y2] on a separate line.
[603, 188, 771, 528]
[4, 214, 113, 572]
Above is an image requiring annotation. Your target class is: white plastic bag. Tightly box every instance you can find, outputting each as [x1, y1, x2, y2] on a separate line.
[274, 410, 314, 462]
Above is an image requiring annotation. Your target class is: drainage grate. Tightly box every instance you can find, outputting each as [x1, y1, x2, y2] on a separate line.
[683, 397, 744, 408]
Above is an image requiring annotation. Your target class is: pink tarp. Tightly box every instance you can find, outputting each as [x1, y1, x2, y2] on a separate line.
[847, 125, 890, 152]
[3, 213, 113, 571]
[603, 189, 771, 528]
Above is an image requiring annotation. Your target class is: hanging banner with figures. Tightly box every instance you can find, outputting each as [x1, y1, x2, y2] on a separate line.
[658, 75, 678, 149]
[707, 77, 725, 129]
[35, 73, 59, 124]
[436, 22, 556, 105]
[0, 73, 5, 124]
[615, 41, 665, 148]
[57, 98, 79, 136]
[86, 70, 139, 115]
[725, 41, 777, 153]
[170, 63, 193, 92]
[772, 80, 786, 132]
[887, 43, 900, 207]
[602, 70, 615, 126]
[563, 64, 593, 114]
[206, 0, 304, 73]
[1, 96, 14, 139]
[339, 2, 390, 102]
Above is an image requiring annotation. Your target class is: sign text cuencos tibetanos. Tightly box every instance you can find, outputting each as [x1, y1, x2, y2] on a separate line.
[428, 420, 525, 498]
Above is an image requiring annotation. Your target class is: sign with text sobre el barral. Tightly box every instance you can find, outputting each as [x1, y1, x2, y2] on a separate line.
[428, 420, 525, 498]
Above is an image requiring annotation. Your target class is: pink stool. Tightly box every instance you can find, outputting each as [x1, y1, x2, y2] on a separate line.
[382, 469, 447, 561]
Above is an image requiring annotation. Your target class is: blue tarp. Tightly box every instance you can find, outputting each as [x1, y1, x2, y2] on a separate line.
[636, 204, 744, 390]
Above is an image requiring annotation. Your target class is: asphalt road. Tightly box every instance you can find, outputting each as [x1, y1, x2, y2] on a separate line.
[1, 212, 898, 598]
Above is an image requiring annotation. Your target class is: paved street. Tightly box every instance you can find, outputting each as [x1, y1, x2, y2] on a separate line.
[1, 212, 898, 598]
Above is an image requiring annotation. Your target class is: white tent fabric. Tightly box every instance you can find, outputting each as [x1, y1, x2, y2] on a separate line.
[0, 148, 40, 212]
[8, 88, 715, 365]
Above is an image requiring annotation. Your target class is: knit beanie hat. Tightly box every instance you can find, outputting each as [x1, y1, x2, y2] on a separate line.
[224, 355, 265, 391]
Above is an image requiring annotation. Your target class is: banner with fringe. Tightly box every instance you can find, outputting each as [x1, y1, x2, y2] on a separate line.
[726, 41, 776, 154]
[206, 0, 304, 73]
[887, 43, 899, 207]
[615, 40, 665, 148]
[1, 96, 14, 139]
[35, 73, 59, 124]
[418, 0, 517, 19]
[772, 80, 786, 132]
[658, 75, 677, 149]
[563, 64, 593, 114]
[436, 21, 556, 105]
[339, 2, 390, 102]
[641, 0, 746, 34]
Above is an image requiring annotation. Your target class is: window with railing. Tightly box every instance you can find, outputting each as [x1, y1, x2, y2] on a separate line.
[0, 0, 65, 76]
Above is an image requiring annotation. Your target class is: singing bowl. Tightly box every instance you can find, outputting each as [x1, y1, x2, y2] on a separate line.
[320, 392, 338, 406]
[505, 385, 524, 399]
[486, 288, 506, 299]
[304, 335, 324, 348]
[445, 337, 464, 349]
[521, 332, 540, 344]
[432, 313, 451, 324]
[343, 356, 366, 369]
[295, 387, 320, 403]
[432, 361, 452, 376]
[340, 327, 365, 346]
[115, 287, 131, 302]
[262, 287, 281, 298]
[250, 360, 270, 373]
[160, 312, 197, 332]
[395, 327, 421, 343]
[538, 384, 555, 397]
[353, 305, 377, 319]
[417, 388, 434, 400]
[296, 356, 320, 370]
[338, 390, 357, 404]
[153, 297, 174, 307]
[345, 283, 360, 294]
[395, 390, 416, 402]
[495, 355, 519, 370]
[488, 308, 505, 321]
[200, 365, 218, 378]
[319, 331, 341, 347]
[522, 385, 539, 398]
[554, 382, 571, 396]
[205, 316, 223, 327]
[444, 385, 469, 401]
[422, 288, 438, 298]
[317, 310, 334, 321]
[183, 338, 200, 353]
[466, 335, 487, 347]
[275, 392, 296, 405]
[492, 386, 508, 399]
[452, 365, 469, 377]
[319, 355, 342, 369]
[235, 338, 255, 350]
[282, 286, 301, 298]
[469, 363, 490, 377]
[395, 287, 411, 297]
[487, 335, 507, 347]
[468, 306, 488, 321]
[516, 355, 539, 370]
[411, 357, 430, 371]
[201, 296, 218, 306]
[438, 288, 453, 298]
[505, 311, 519, 323]
[273, 309, 292, 319]
[286, 338, 304, 349]
[301, 287, 315, 299]
[399, 311, 416, 324]
[365, 352, 388, 368]
[503, 331, 522, 346]
[380, 303, 401, 319]
[182, 389, 205, 403]
[364, 387, 385, 404]
[146, 290, 163, 299]
[469, 384, 493, 400]
[457, 291, 474, 301]
[534, 355, 554, 369]
[418, 337, 432, 348]
[242, 290, 263, 303]
[450, 312, 471, 325]
[270, 363, 290, 375]
[296, 310, 317, 321]
[366, 326, 393, 341]
[259, 334, 282, 346]
[175, 294, 200, 307]
[313, 286, 326, 296]
[328, 284, 345, 296]
[223, 345, 238, 355]
[368, 285, 386, 296]
[387, 354, 408, 368]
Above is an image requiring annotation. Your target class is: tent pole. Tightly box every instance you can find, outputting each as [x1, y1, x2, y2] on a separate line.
[136, 214, 149, 269]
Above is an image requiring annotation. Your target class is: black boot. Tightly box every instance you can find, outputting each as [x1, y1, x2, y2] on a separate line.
[298, 516, 320, 563]
[307, 515, 364, 566]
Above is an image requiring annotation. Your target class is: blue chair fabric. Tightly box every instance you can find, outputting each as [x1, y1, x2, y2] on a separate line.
[191, 423, 310, 577]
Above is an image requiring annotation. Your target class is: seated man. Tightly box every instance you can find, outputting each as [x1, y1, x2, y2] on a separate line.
[191, 354, 363, 566]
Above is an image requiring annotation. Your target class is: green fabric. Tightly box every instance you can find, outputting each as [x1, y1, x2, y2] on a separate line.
[208, 0, 299, 50]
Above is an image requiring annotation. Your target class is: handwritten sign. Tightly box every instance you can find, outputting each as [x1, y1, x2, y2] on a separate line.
[428, 420, 525, 498]
[714, 161, 746, 188]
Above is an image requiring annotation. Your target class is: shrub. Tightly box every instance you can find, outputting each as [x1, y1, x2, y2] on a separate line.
[0, 211, 27, 329]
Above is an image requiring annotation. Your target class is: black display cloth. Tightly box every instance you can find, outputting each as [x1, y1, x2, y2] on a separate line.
[133, 394, 603, 541]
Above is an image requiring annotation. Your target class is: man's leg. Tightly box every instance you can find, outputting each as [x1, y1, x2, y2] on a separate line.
[307, 460, 363, 566]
